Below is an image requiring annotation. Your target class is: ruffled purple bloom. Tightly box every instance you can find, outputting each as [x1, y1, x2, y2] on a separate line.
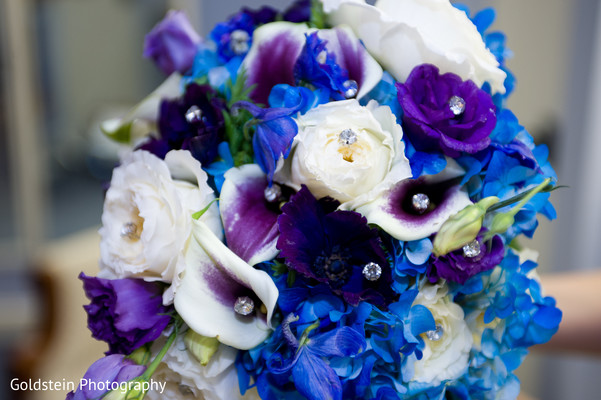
[397, 64, 497, 157]
[233, 101, 298, 183]
[277, 186, 394, 307]
[143, 10, 201, 76]
[141, 83, 225, 165]
[80, 273, 172, 355]
[428, 232, 504, 284]
[66, 354, 146, 400]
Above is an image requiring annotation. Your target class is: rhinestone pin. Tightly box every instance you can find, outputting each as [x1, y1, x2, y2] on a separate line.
[316, 50, 328, 64]
[264, 184, 282, 203]
[362, 262, 382, 281]
[120, 222, 139, 240]
[425, 325, 444, 341]
[234, 296, 255, 316]
[339, 128, 357, 146]
[229, 29, 250, 55]
[185, 105, 203, 124]
[411, 193, 430, 214]
[343, 79, 358, 98]
[462, 239, 482, 258]
[449, 95, 466, 116]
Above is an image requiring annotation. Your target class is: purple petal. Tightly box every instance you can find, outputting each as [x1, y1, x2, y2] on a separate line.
[220, 164, 280, 265]
[243, 22, 308, 105]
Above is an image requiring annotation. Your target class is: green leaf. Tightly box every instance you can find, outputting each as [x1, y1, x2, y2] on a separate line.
[101, 119, 132, 144]
[192, 199, 219, 220]
[309, 0, 327, 29]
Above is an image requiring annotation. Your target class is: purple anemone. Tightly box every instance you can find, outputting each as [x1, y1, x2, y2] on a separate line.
[140, 83, 225, 165]
[398, 64, 497, 157]
[277, 186, 394, 307]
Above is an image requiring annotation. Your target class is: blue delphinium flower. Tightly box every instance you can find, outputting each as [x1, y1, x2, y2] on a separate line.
[294, 32, 351, 100]
[210, 12, 255, 63]
[232, 101, 299, 183]
[268, 84, 329, 115]
[277, 186, 395, 307]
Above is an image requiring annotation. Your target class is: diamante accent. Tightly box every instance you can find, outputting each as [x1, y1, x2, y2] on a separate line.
[362, 262, 382, 281]
[234, 296, 255, 316]
[425, 325, 444, 341]
[264, 184, 282, 203]
[185, 105, 203, 124]
[343, 79, 358, 98]
[339, 128, 357, 146]
[120, 222, 139, 240]
[316, 50, 327, 64]
[449, 95, 466, 116]
[462, 239, 482, 258]
[411, 193, 430, 214]
[229, 30, 250, 55]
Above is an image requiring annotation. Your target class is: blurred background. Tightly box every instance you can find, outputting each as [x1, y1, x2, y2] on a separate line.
[0, 0, 599, 398]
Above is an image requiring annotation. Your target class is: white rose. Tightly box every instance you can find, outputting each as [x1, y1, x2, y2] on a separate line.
[277, 99, 411, 209]
[322, 0, 507, 94]
[98, 150, 221, 304]
[412, 281, 473, 385]
[146, 333, 260, 400]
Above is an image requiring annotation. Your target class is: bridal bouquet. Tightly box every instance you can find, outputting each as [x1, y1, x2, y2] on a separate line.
[69, 1, 562, 399]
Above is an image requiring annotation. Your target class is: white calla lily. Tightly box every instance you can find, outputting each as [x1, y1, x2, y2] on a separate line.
[174, 220, 279, 350]
[355, 159, 472, 241]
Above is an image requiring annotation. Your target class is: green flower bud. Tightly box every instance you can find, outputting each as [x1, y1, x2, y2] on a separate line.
[184, 330, 220, 366]
[432, 196, 499, 257]
[488, 212, 515, 237]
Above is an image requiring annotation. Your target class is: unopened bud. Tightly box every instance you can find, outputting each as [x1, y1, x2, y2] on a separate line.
[432, 196, 499, 257]
[184, 330, 220, 366]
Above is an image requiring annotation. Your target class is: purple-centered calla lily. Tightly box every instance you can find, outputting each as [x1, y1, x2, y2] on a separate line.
[242, 22, 382, 105]
[355, 160, 472, 241]
[220, 164, 283, 266]
[173, 219, 278, 350]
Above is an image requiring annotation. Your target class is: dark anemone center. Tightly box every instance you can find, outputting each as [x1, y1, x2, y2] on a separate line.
[313, 245, 352, 288]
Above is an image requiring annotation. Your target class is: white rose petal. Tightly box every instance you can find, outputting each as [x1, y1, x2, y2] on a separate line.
[146, 332, 260, 400]
[323, 0, 506, 94]
[98, 150, 221, 304]
[278, 99, 411, 209]
[412, 281, 473, 385]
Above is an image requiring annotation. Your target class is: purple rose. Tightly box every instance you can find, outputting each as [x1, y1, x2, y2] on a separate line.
[80, 273, 172, 355]
[428, 232, 504, 284]
[66, 354, 146, 400]
[144, 10, 201, 75]
[397, 64, 497, 157]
